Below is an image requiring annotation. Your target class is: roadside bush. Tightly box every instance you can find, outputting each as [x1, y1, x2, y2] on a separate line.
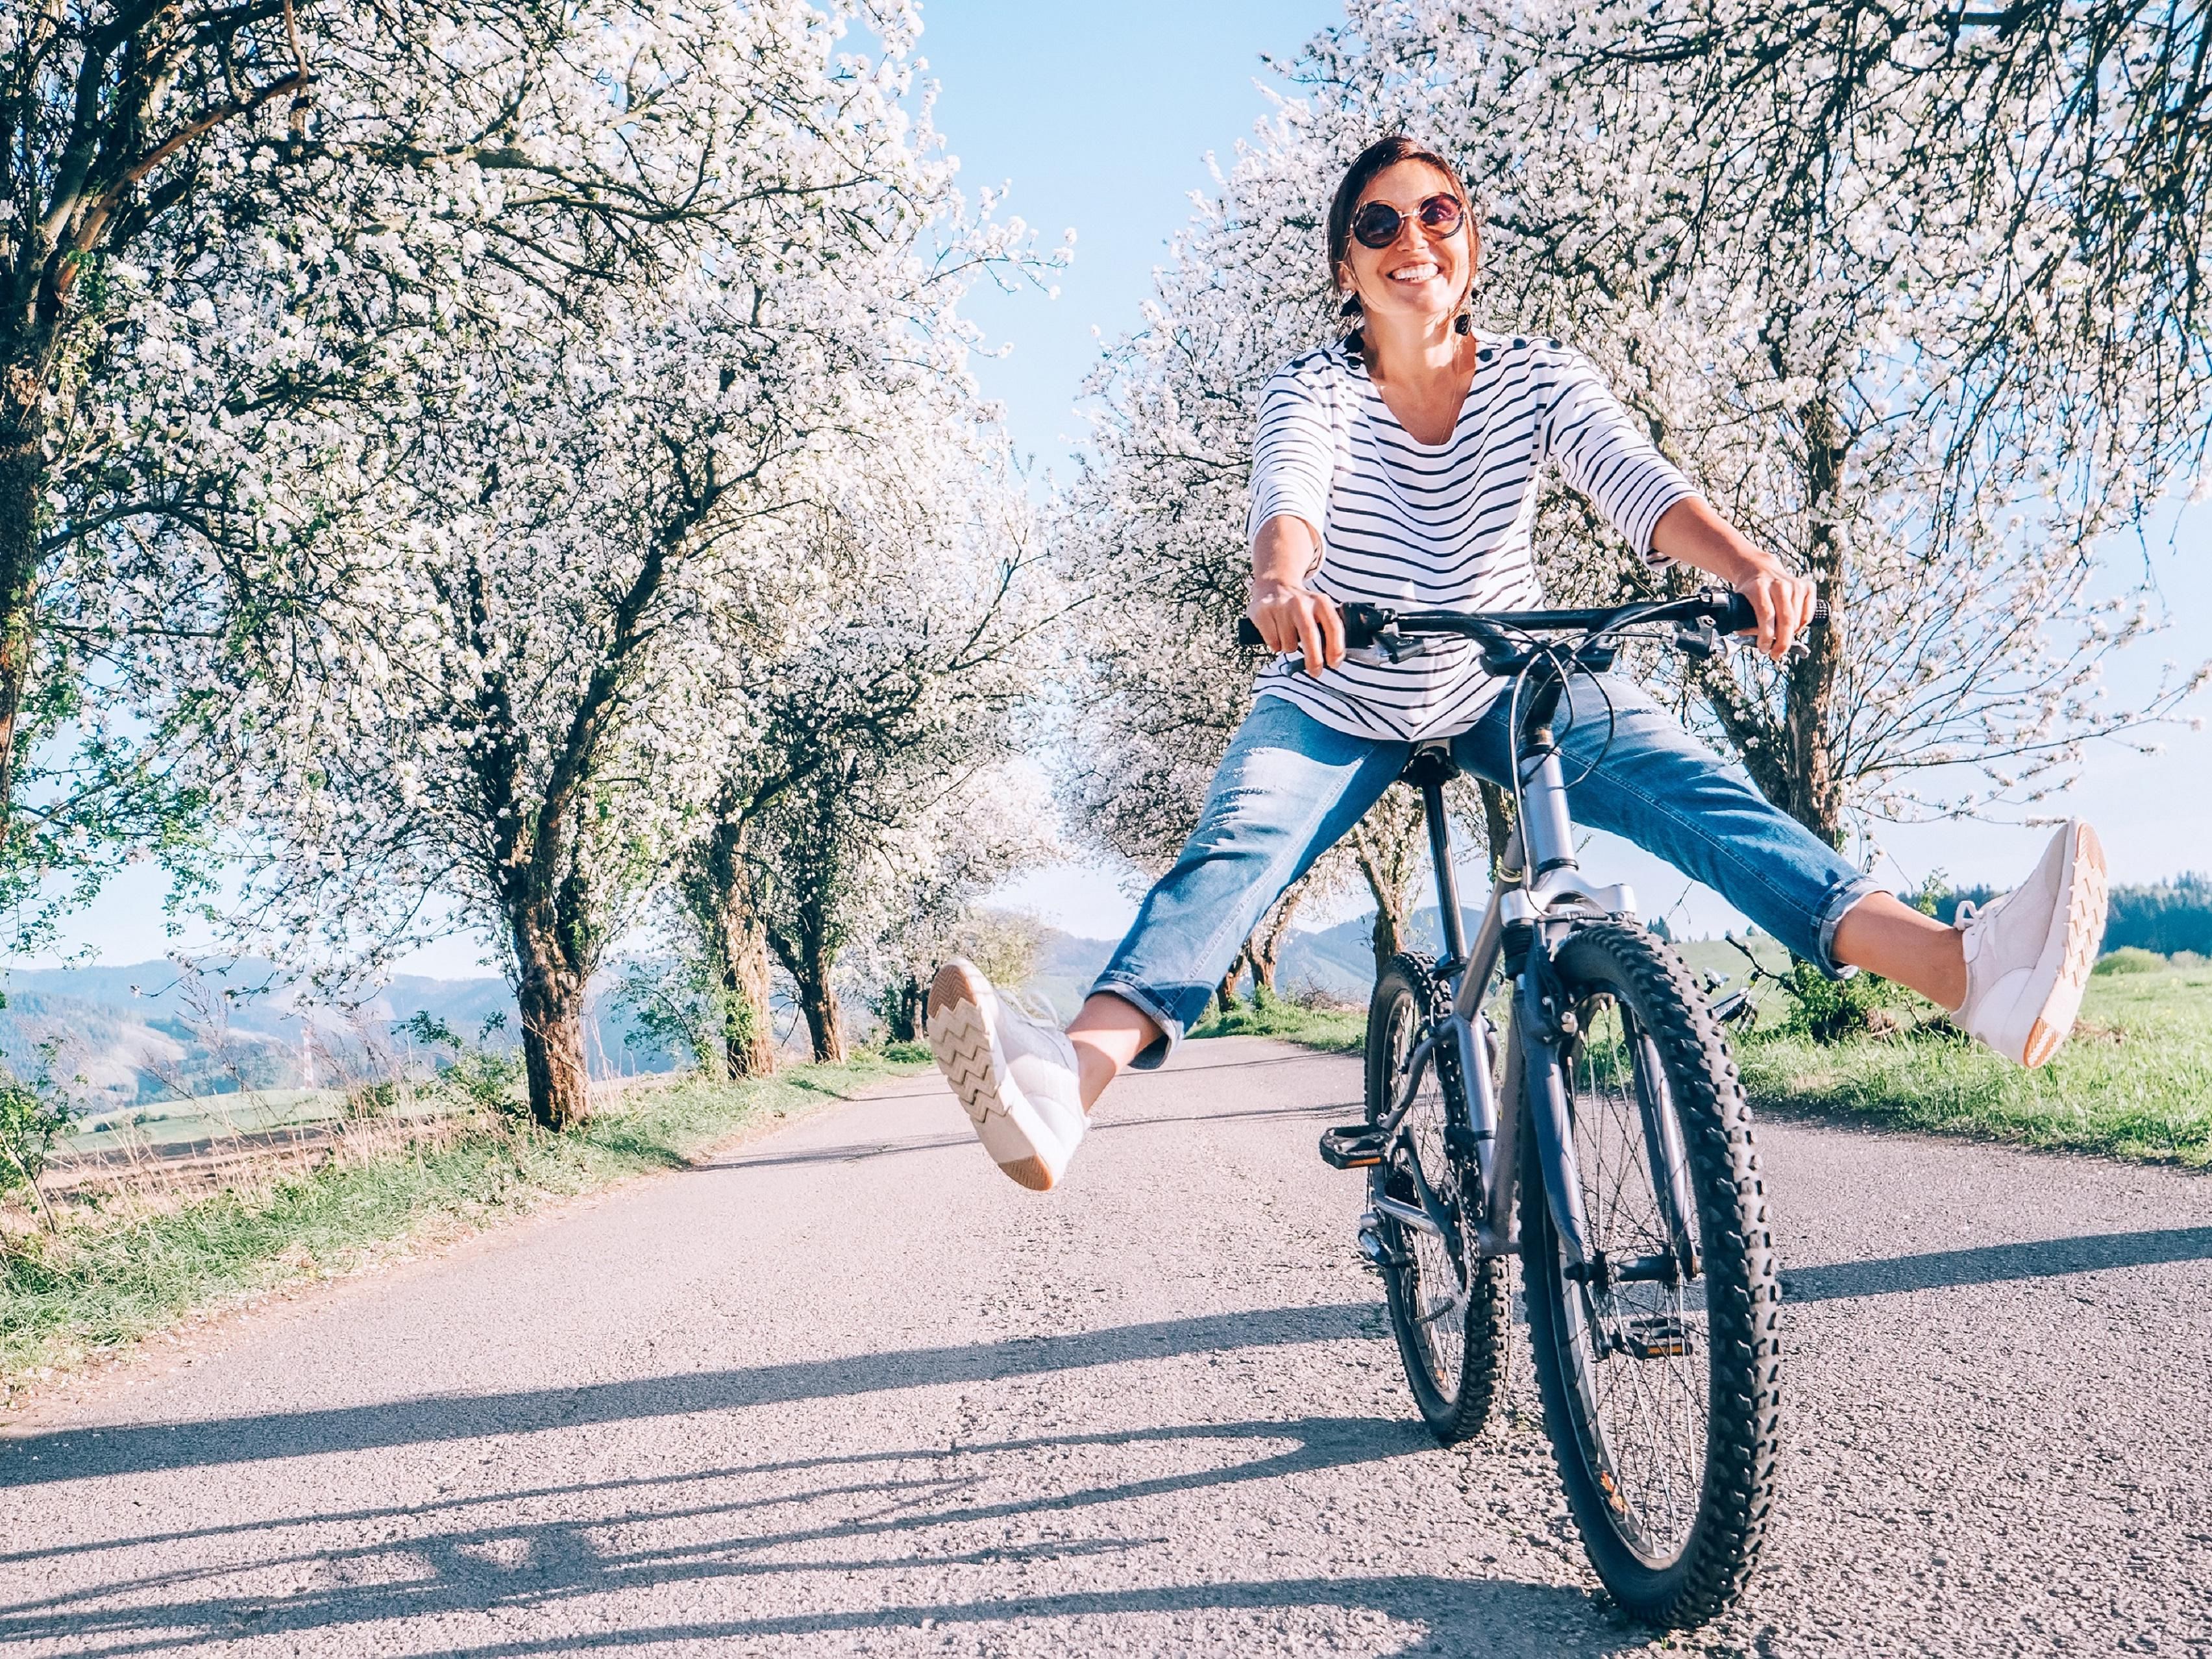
[0, 1083, 73, 1194]
[400, 1013, 526, 1117]
[1763, 959, 1933, 1044]
[2094, 947, 2167, 976]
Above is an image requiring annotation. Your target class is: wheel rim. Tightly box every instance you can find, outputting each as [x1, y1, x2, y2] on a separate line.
[1381, 994, 1468, 1403]
[1555, 990, 1710, 1568]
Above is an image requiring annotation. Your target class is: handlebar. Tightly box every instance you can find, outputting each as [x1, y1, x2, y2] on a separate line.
[1235, 589, 1827, 652]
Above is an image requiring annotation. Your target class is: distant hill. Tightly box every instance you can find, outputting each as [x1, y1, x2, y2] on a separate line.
[0, 958, 687, 1108]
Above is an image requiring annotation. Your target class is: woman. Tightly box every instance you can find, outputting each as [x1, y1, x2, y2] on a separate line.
[928, 136, 2108, 1192]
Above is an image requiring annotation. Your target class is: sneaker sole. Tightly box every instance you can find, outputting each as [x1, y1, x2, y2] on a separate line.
[2022, 822, 2108, 1068]
[926, 963, 1055, 1192]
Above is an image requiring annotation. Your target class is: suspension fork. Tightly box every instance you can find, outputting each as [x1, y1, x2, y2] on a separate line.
[1517, 969, 1595, 1275]
[1632, 1024, 1701, 1279]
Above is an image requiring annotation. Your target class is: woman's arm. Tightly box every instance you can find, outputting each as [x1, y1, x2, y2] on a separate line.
[1648, 496, 1819, 661]
[1249, 513, 1344, 677]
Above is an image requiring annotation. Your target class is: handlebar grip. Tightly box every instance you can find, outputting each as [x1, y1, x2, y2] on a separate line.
[1713, 591, 1829, 635]
[1235, 602, 1392, 652]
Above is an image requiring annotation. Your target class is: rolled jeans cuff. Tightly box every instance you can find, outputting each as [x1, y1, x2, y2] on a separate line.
[1812, 874, 1888, 978]
[1088, 976, 1181, 1070]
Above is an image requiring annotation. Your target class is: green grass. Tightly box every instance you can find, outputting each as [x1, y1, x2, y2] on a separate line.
[1199, 960, 2212, 1170]
[0, 1055, 923, 1394]
[1734, 963, 2212, 1166]
[1188, 994, 1366, 1053]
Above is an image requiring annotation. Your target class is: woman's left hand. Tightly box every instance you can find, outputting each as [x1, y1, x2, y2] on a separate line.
[1732, 561, 1820, 660]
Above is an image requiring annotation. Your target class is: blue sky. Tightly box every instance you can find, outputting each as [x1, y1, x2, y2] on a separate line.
[22, 0, 2211, 966]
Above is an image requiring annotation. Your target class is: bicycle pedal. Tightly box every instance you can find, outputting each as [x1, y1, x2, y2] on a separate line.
[1355, 1213, 1410, 1270]
[1319, 1124, 1385, 1170]
[1621, 1314, 1693, 1358]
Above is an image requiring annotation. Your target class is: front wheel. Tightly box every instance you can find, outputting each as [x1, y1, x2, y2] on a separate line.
[1518, 921, 1782, 1627]
[1366, 952, 1508, 1444]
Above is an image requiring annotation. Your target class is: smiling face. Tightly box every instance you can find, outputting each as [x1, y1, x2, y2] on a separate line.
[1336, 158, 1476, 330]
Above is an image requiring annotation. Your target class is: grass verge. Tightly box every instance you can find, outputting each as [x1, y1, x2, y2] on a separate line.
[1735, 963, 2212, 1166]
[1, 1054, 923, 1395]
[1188, 994, 1366, 1053]
[1193, 963, 2211, 1170]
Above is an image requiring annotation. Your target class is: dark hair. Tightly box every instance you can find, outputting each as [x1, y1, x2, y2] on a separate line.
[1327, 135, 1477, 356]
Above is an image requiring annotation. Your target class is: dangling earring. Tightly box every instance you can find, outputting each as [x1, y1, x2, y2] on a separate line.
[1340, 291, 1366, 359]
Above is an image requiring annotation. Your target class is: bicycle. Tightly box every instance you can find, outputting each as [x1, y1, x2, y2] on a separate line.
[1239, 588, 1805, 1626]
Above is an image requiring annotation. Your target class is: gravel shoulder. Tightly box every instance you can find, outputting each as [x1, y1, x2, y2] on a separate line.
[2, 1037, 2207, 1656]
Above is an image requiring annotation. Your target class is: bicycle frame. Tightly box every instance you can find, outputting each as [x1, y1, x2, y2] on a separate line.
[1365, 667, 1687, 1289]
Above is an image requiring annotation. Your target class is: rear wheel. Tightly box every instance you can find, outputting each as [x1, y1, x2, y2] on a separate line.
[1518, 922, 1781, 1627]
[1366, 952, 1508, 1444]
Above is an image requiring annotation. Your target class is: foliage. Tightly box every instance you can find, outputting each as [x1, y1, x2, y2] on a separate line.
[2102, 874, 2212, 956]
[611, 954, 728, 1078]
[1738, 961, 2212, 1166]
[1759, 961, 1937, 1046]
[1188, 991, 1365, 1055]
[2095, 946, 2168, 976]
[399, 1011, 524, 1116]
[1064, 0, 2206, 865]
[86, 1, 1064, 1122]
[698, 448, 1062, 1060]
[0, 1075, 75, 1207]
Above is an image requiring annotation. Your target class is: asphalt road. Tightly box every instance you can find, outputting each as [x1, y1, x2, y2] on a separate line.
[3, 1037, 2209, 1657]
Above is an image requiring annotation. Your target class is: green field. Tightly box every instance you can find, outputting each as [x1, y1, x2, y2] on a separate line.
[1734, 959, 2212, 1165]
[1194, 957, 2212, 1168]
[1, 1055, 924, 1397]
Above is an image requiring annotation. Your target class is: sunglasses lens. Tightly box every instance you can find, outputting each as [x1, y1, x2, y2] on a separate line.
[1352, 203, 1403, 249]
[1418, 195, 1464, 232]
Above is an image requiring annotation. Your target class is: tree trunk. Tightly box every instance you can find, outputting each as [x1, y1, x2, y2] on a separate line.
[882, 974, 925, 1042]
[1476, 781, 1518, 881]
[1215, 948, 1249, 1015]
[796, 954, 847, 1062]
[512, 916, 591, 1131]
[715, 889, 779, 1079]
[1784, 396, 1849, 847]
[1249, 870, 1319, 1002]
[688, 815, 778, 1078]
[0, 384, 48, 855]
[1353, 784, 1425, 977]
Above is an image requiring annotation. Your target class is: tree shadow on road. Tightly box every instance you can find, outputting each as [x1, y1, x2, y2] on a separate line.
[0, 1414, 1641, 1658]
[0, 1302, 1390, 1486]
[1782, 1225, 2212, 1303]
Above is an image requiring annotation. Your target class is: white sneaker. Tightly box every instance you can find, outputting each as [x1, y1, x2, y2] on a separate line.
[926, 959, 1087, 1191]
[1952, 820, 2109, 1067]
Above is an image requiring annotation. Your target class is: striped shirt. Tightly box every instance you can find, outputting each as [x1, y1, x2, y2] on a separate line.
[1246, 334, 1694, 741]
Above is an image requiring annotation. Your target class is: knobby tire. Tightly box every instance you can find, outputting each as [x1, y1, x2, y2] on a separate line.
[1518, 921, 1782, 1627]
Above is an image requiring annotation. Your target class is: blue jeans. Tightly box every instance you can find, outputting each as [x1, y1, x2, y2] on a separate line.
[1094, 680, 1882, 1068]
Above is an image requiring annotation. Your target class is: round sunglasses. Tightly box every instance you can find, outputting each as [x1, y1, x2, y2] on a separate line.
[1351, 192, 1466, 250]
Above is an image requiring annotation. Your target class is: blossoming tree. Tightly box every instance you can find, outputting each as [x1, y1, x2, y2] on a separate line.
[156, 1, 1045, 1127]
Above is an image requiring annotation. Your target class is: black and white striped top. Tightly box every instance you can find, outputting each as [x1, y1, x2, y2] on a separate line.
[1246, 334, 1693, 741]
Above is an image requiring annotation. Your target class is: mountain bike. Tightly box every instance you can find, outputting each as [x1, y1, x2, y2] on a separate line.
[1242, 589, 1801, 1627]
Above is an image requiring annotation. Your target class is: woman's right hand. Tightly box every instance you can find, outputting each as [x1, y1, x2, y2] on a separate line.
[1249, 578, 1345, 678]
[1249, 513, 1344, 678]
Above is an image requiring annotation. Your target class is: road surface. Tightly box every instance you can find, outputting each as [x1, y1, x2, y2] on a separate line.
[3, 1037, 2208, 1656]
